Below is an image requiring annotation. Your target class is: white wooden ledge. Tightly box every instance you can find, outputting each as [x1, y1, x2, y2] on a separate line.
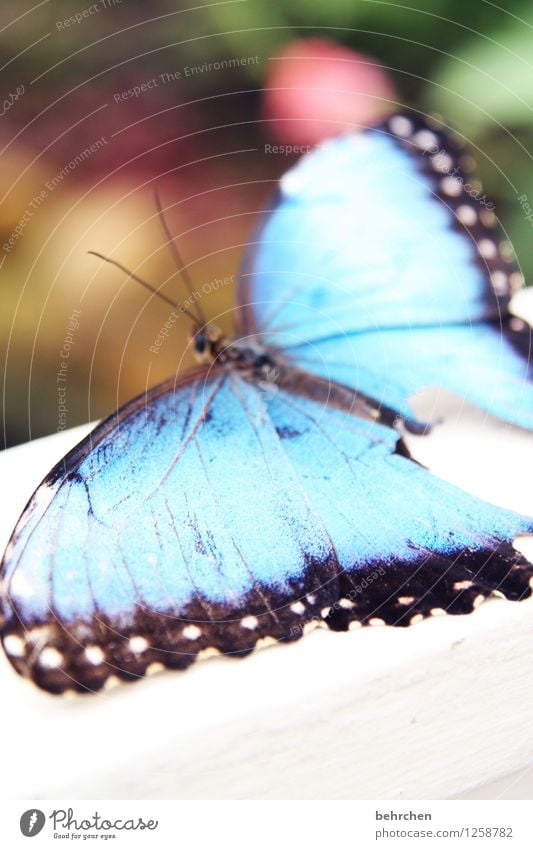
[1, 292, 533, 801]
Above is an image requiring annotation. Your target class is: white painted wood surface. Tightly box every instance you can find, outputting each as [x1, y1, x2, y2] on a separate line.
[1, 293, 532, 801]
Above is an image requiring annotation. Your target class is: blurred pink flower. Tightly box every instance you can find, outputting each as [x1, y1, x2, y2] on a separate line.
[262, 39, 397, 145]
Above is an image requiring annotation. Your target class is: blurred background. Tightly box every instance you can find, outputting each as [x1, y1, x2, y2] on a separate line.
[1, 0, 533, 446]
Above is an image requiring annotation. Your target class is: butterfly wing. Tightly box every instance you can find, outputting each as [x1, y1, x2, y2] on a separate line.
[267, 388, 533, 632]
[0, 369, 342, 694]
[238, 114, 533, 430]
[1, 369, 531, 693]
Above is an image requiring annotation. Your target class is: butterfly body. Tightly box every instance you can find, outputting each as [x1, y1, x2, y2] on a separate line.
[2, 113, 533, 694]
[192, 326, 416, 433]
[194, 326, 278, 377]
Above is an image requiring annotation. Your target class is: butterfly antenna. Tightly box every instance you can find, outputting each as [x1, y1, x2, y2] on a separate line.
[154, 189, 207, 327]
[88, 251, 201, 325]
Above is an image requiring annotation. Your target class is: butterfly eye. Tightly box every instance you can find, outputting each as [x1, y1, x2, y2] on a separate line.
[193, 331, 207, 355]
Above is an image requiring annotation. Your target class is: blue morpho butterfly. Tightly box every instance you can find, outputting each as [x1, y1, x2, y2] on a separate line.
[1, 112, 533, 695]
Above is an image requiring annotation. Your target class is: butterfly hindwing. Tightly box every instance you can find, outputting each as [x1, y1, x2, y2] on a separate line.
[1, 369, 531, 693]
[289, 320, 533, 430]
[238, 113, 533, 430]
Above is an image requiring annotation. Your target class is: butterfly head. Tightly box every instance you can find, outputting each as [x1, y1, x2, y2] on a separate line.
[192, 323, 224, 363]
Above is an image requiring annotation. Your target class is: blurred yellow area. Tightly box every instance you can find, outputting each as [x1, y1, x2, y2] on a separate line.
[1, 138, 277, 441]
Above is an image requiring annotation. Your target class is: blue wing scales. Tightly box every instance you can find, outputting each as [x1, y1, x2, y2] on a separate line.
[288, 320, 532, 429]
[238, 113, 533, 430]
[1, 370, 531, 693]
[0, 371, 339, 692]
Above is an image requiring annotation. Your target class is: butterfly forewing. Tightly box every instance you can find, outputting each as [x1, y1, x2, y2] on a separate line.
[237, 113, 533, 430]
